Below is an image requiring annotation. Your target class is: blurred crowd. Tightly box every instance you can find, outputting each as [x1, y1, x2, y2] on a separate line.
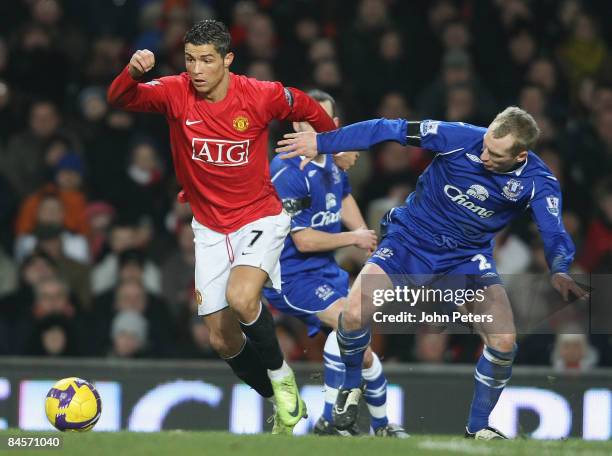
[0, 0, 611, 374]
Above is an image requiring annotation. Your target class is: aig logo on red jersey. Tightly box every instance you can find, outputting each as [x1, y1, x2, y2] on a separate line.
[191, 138, 250, 166]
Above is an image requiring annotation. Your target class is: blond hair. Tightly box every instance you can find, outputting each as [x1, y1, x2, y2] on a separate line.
[490, 106, 540, 156]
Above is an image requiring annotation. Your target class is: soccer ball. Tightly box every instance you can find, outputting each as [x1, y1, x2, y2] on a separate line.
[45, 377, 102, 432]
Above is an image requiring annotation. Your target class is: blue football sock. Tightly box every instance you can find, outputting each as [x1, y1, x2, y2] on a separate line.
[362, 352, 389, 430]
[467, 344, 517, 433]
[336, 313, 371, 389]
[322, 331, 344, 423]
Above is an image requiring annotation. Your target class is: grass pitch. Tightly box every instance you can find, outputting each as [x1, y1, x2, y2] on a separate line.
[1, 430, 611, 456]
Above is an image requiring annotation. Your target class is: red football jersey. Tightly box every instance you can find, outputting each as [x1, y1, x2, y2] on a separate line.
[108, 67, 336, 233]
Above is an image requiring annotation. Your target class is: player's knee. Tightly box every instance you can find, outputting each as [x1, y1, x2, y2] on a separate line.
[487, 334, 516, 354]
[225, 286, 259, 317]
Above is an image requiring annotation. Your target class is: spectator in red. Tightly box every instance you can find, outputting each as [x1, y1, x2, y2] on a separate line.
[15, 193, 90, 264]
[15, 153, 90, 237]
[86, 202, 116, 263]
[15, 193, 90, 265]
[578, 179, 612, 272]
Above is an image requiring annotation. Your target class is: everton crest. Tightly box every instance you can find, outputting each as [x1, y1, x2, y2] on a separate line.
[502, 178, 524, 201]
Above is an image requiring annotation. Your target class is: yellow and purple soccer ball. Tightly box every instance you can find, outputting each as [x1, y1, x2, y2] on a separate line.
[45, 377, 102, 432]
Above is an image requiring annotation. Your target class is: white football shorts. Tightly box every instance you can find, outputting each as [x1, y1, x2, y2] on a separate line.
[192, 210, 290, 316]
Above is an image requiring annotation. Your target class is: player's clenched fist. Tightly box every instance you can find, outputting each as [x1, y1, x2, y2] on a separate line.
[333, 152, 360, 171]
[352, 228, 377, 251]
[128, 49, 156, 79]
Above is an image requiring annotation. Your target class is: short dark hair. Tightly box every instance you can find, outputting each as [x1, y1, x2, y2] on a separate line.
[307, 89, 337, 118]
[184, 20, 231, 57]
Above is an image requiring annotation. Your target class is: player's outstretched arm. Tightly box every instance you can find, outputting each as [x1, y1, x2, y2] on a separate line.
[107, 49, 170, 114]
[291, 227, 377, 253]
[530, 176, 588, 301]
[276, 118, 409, 168]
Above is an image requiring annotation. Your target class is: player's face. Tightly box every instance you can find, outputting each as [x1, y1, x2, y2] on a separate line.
[481, 130, 527, 173]
[184, 43, 234, 97]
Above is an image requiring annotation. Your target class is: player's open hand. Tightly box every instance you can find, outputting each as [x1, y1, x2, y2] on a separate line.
[352, 228, 377, 251]
[333, 152, 359, 171]
[551, 273, 589, 302]
[276, 131, 319, 169]
[128, 49, 156, 79]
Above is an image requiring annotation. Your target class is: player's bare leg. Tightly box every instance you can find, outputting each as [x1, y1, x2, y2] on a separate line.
[203, 308, 274, 399]
[204, 307, 246, 357]
[340, 263, 390, 330]
[464, 284, 515, 440]
[226, 265, 306, 433]
[226, 266, 270, 323]
[331, 263, 393, 430]
[317, 298, 407, 437]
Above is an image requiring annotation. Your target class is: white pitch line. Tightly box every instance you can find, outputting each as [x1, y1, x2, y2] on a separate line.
[417, 439, 509, 455]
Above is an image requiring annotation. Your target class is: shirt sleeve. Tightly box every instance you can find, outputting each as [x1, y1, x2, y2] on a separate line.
[271, 166, 313, 231]
[419, 120, 485, 155]
[259, 81, 291, 120]
[107, 66, 184, 118]
[316, 118, 408, 154]
[529, 174, 576, 274]
[261, 82, 337, 132]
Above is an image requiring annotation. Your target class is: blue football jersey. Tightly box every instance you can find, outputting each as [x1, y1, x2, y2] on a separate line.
[269, 154, 351, 277]
[316, 118, 575, 273]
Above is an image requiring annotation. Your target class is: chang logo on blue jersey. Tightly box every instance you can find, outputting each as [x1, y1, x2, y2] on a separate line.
[311, 210, 341, 228]
[443, 185, 495, 218]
